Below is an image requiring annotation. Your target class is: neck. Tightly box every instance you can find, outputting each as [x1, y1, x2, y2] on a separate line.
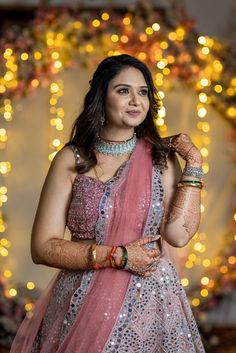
[99, 127, 135, 142]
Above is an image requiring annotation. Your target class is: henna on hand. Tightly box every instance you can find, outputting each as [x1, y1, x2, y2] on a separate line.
[125, 236, 161, 276]
[163, 133, 202, 167]
[39, 239, 111, 270]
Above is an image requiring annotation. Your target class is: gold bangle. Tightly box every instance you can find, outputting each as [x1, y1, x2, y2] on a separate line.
[87, 245, 94, 268]
[88, 244, 101, 270]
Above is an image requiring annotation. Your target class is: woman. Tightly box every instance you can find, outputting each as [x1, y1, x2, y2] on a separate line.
[11, 54, 205, 352]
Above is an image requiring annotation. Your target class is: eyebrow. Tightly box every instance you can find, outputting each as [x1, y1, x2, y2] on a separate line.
[113, 84, 148, 89]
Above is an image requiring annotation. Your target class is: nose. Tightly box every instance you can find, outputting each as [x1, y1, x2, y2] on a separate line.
[129, 91, 141, 106]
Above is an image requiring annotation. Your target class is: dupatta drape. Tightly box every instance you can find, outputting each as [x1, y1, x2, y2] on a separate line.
[11, 138, 155, 353]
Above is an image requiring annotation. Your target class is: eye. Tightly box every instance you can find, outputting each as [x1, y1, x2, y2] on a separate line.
[139, 89, 148, 96]
[117, 88, 129, 94]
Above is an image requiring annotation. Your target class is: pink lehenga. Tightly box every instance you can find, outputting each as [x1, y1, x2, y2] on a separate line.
[10, 139, 206, 353]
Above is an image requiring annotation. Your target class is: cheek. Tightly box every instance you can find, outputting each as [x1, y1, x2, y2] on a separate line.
[106, 95, 126, 113]
[144, 99, 150, 112]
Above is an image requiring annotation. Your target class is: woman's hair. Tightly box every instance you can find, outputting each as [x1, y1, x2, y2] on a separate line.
[65, 54, 168, 173]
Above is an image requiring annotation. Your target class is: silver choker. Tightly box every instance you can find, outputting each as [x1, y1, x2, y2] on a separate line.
[94, 133, 137, 156]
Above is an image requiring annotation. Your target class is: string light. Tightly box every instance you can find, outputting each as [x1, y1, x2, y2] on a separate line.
[49, 79, 65, 161]
[0, 7, 235, 321]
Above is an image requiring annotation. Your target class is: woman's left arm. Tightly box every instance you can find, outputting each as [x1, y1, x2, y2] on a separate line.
[160, 133, 203, 248]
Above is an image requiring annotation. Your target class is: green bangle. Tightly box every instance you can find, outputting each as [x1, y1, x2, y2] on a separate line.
[180, 180, 202, 184]
[116, 246, 128, 270]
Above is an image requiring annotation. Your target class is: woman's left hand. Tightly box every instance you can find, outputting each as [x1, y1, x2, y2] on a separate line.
[163, 133, 202, 166]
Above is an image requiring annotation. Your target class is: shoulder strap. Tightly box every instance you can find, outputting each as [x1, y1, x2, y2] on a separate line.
[70, 145, 80, 166]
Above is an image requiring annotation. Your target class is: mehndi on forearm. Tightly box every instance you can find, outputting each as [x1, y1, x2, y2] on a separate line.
[36, 238, 111, 271]
[164, 185, 201, 240]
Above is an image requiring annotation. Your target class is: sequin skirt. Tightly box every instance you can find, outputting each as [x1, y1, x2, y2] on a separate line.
[31, 258, 206, 353]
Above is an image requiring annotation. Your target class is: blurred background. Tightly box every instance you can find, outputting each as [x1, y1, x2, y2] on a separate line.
[0, 0, 236, 352]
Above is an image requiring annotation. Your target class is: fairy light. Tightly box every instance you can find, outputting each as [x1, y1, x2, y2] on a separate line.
[123, 17, 131, 25]
[145, 27, 154, 35]
[201, 47, 210, 55]
[0, 104, 13, 276]
[120, 35, 129, 44]
[176, 27, 185, 41]
[200, 78, 210, 87]
[21, 52, 29, 61]
[9, 288, 17, 297]
[137, 52, 147, 61]
[26, 281, 35, 290]
[226, 88, 235, 96]
[197, 106, 207, 118]
[139, 33, 148, 42]
[185, 261, 193, 269]
[201, 276, 209, 285]
[160, 41, 168, 50]
[101, 12, 110, 21]
[192, 298, 200, 307]
[3, 269, 12, 278]
[181, 278, 189, 286]
[228, 256, 236, 265]
[111, 34, 119, 43]
[157, 60, 167, 69]
[0, 7, 235, 315]
[25, 303, 34, 311]
[48, 79, 64, 161]
[226, 107, 236, 118]
[152, 23, 160, 31]
[34, 51, 42, 60]
[92, 19, 101, 28]
[200, 289, 209, 297]
[220, 265, 228, 274]
[198, 36, 207, 45]
[168, 32, 177, 41]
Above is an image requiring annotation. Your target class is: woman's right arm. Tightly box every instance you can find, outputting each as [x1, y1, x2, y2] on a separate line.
[31, 146, 111, 271]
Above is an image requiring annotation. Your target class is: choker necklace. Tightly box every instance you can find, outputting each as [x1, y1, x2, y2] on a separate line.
[94, 133, 137, 156]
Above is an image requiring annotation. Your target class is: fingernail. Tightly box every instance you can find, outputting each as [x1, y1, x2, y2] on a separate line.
[152, 236, 160, 240]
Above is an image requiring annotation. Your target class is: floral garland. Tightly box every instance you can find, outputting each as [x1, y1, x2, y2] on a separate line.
[0, 3, 235, 125]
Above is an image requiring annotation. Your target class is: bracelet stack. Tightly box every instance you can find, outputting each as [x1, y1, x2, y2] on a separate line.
[107, 245, 128, 270]
[179, 165, 204, 189]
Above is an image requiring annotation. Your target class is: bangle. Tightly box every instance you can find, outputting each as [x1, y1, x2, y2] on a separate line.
[183, 165, 204, 179]
[177, 182, 203, 189]
[107, 246, 117, 268]
[179, 180, 202, 185]
[179, 180, 203, 188]
[116, 246, 128, 270]
[88, 244, 101, 270]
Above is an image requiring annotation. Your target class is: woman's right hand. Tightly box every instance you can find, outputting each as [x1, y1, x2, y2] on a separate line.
[124, 236, 161, 277]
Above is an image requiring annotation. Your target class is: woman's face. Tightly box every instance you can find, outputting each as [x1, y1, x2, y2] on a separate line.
[104, 66, 150, 131]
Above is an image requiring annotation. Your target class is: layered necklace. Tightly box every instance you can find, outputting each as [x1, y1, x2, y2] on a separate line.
[94, 133, 137, 156]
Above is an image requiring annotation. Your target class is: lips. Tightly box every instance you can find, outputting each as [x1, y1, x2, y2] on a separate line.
[126, 110, 141, 116]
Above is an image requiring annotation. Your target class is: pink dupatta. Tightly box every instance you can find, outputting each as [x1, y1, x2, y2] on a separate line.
[57, 138, 153, 352]
[11, 138, 154, 353]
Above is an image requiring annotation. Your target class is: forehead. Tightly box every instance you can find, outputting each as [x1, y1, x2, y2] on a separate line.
[110, 66, 147, 86]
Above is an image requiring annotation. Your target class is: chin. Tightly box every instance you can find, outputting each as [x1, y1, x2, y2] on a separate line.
[125, 116, 145, 126]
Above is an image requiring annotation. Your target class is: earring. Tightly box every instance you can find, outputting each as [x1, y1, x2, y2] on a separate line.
[100, 113, 105, 126]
